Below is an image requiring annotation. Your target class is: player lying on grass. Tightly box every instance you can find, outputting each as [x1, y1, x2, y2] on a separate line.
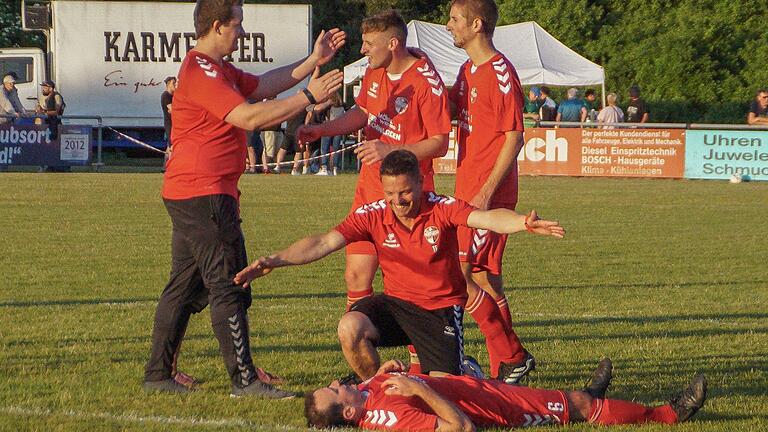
[304, 357, 707, 430]
[234, 150, 564, 382]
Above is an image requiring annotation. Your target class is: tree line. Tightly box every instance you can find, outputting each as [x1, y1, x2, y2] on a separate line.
[2, 0, 765, 123]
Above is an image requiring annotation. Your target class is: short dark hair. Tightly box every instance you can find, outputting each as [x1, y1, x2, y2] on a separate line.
[756, 89, 768, 97]
[380, 149, 420, 181]
[540, 86, 551, 96]
[361, 9, 407, 44]
[194, 0, 243, 38]
[585, 89, 596, 97]
[164, 76, 176, 84]
[450, 0, 498, 35]
[304, 392, 347, 429]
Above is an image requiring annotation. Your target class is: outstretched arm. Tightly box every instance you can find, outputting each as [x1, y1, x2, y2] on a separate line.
[383, 375, 475, 432]
[466, 209, 565, 238]
[296, 105, 368, 143]
[355, 133, 448, 165]
[249, 28, 346, 100]
[234, 230, 346, 287]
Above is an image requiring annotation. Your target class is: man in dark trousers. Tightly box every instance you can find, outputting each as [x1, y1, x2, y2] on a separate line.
[160, 77, 176, 148]
[143, 0, 346, 398]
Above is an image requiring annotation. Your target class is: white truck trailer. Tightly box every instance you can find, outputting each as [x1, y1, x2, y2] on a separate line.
[0, 0, 311, 136]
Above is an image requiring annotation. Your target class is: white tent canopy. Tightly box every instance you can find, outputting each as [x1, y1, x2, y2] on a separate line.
[344, 20, 605, 90]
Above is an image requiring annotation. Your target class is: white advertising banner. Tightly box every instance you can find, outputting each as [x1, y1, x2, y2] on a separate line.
[52, 2, 311, 127]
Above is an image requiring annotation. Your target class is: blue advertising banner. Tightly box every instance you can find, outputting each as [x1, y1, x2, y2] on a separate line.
[685, 130, 768, 181]
[0, 123, 92, 166]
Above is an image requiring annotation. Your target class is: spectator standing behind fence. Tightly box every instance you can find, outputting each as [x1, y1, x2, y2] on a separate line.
[1, 74, 25, 124]
[538, 86, 557, 121]
[747, 89, 768, 125]
[36, 80, 65, 140]
[523, 86, 542, 127]
[316, 92, 345, 175]
[245, 128, 263, 173]
[625, 85, 649, 123]
[597, 92, 624, 128]
[273, 110, 308, 175]
[582, 89, 598, 122]
[556, 88, 587, 125]
[161, 77, 176, 144]
[260, 110, 283, 173]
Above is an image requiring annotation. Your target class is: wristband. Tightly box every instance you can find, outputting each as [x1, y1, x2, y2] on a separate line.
[302, 87, 317, 105]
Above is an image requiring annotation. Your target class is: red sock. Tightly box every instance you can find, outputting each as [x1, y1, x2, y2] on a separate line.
[407, 345, 421, 374]
[494, 295, 513, 332]
[466, 291, 523, 377]
[589, 398, 678, 425]
[346, 288, 373, 311]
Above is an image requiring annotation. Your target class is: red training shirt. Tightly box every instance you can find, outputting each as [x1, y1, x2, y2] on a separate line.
[353, 55, 451, 209]
[450, 53, 524, 208]
[357, 373, 569, 431]
[162, 50, 260, 200]
[334, 193, 474, 310]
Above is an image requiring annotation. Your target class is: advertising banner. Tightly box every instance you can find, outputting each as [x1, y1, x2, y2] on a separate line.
[0, 123, 92, 166]
[435, 127, 686, 178]
[53, 2, 311, 127]
[685, 130, 768, 181]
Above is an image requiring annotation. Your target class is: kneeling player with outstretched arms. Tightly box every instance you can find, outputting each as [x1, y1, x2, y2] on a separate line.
[235, 150, 564, 382]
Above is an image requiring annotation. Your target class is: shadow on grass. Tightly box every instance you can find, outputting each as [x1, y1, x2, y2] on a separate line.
[0, 297, 157, 308]
[513, 279, 768, 292]
[521, 311, 768, 328]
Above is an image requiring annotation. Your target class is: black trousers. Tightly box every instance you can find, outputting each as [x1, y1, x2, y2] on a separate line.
[144, 194, 257, 388]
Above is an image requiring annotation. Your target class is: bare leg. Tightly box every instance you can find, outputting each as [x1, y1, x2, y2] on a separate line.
[344, 254, 378, 297]
[338, 311, 381, 380]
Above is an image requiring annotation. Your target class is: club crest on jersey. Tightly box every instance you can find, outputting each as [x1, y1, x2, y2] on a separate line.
[394, 96, 409, 114]
[470, 87, 478, 103]
[424, 226, 440, 253]
[383, 232, 400, 248]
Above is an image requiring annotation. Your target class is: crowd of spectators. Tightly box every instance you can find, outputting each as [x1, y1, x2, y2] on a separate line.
[520, 84, 650, 127]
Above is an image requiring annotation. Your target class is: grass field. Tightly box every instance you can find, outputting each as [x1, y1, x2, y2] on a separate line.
[1, 173, 766, 431]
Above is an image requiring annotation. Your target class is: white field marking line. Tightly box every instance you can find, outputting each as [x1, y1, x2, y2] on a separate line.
[107, 126, 363, 168]
[0, 405, 302, 430]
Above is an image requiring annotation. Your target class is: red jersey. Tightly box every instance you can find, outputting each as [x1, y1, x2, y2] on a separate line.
[450, 53, 524, 208]
[162, 50, 260, 200]
[357, 373, 569, 431]
[334, 193, 474, 310]
[353, 56, 451, 208]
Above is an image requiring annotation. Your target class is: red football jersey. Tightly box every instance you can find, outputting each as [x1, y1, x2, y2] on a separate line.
[162, 50, 260, 200]
[353, 56, 451, 208]
[450, 53, 524, 208]
[334, 193, 473, 310]
[357, 373, 569, 431]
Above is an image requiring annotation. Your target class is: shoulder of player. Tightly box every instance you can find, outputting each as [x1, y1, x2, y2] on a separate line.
[353, 199, 388, 215]
[180, 51, 226, 81]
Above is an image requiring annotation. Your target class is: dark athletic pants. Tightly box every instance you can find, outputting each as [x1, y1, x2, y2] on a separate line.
[144, 194, 257, 388]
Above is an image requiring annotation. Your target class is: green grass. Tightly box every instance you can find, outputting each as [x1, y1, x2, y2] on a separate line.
[0, 173, 766, 431]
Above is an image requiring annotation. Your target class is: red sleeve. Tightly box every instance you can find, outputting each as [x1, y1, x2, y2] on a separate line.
[185, 57, 247, 120]
[441, 196, 476, 227]
[426, 193, 476, 227]
[359, 400, 438, 431]
[493, 62, 524, 133]
[234, 66, 260, 98]
[415, 66, 452, 137]
[334, 210, 374, 244]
